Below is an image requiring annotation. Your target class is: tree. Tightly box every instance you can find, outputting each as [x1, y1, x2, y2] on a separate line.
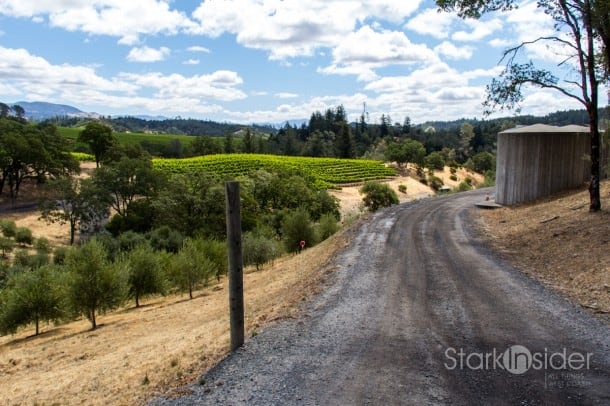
[168, 238, 214, 299]
[334, 121, 355, 158]
[0, 265, 64, 336]
[65, 239, 127, 329]
[78, 122, 117, 167]
[281, 208, 317, 253]
[385, 139, 426, 167]
[242, 128, 255, 153]
[39, 177, 110, 245]
[459, 122, 475, 161]
[436, 0, 609, 211]
[0, 120, 79, 198]
[359, 181, 399, 212]
[91, 157, 158, 217]
[124, 244, 166, 308]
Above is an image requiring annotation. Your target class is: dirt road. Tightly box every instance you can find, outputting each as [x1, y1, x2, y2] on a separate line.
[151, 190, 610, 405]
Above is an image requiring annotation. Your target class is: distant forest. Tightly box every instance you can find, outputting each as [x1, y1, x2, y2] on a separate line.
[32, 105, 610, 161]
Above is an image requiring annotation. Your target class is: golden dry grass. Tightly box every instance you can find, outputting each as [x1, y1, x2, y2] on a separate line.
[0, 229, 351, 405]
[478, 180, 610, 321]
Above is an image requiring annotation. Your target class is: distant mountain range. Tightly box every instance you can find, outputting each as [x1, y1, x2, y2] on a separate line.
[12, 101, 102, 121]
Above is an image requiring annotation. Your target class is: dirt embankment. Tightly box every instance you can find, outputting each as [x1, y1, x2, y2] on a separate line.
[479, 180, 610, 321]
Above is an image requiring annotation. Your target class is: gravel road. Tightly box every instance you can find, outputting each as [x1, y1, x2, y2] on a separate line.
[150, 189, 610, 405]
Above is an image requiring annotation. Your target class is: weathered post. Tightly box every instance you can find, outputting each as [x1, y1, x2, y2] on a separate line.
[225, 181, 244, 351]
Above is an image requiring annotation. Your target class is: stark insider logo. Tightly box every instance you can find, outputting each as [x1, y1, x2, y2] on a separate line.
[444, 345, 593, 375]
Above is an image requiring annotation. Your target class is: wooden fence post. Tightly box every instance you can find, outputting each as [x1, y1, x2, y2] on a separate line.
[225, 181, 244, 351]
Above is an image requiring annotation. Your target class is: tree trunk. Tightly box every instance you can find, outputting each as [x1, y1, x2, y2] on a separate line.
[585, 1, 601, 211]
[135, 293, 140, 308]
[91, 309, 97, 330]
[35, 317, 39, 336]
[70, 220, 76, 245]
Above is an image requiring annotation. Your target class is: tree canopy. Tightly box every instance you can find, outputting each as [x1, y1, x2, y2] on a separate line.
[436, 0, 610, 211]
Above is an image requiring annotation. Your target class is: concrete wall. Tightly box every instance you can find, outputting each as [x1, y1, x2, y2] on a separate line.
[495, 125, 590, 205]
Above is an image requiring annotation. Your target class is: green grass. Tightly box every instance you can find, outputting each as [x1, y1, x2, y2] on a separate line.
[153, 154, 396, 188]
[58, 126, 202, 148]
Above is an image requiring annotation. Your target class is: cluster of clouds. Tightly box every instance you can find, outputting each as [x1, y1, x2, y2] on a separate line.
[0, 0, 586, 123]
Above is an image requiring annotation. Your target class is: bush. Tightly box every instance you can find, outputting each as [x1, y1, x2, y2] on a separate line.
[359, 181, 399, 212]
[14, 227, 33, 246]
[12, 249, 31, 267]
[471, 152, 496, 174]
[424, 151, 445, 171]
[456, 181, 473, 192]
[0, 220, 17, 238]
[167, 238, 215, 299]
[398, 184, 407, 194]
[243, 232, 281, 270]
[449, 166, 457, 175]
[281, 208, 317, 253]
[148, 226, 184, 253]
[317, 213, 339, 241]
[449, 174, 458, 181]
[117, 231, 146, 252]
[35, 237, 51, 254]
[0, 237, 13, 258]
[428, 175, 444, 192]
[478, 170, 496, 188]
[53, 246, 69, 265]
[124, 244, 166, 307]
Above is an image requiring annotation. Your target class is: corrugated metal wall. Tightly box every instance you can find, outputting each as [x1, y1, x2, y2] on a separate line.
[495, 126, 590, 205]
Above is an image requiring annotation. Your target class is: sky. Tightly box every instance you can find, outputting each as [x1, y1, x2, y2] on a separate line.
[0, 0, 606, 125]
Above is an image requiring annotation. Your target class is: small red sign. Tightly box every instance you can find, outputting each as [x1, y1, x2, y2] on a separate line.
[299, 240, 306, 248]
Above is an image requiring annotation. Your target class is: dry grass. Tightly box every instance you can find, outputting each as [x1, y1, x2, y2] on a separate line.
[0, 229, 351, 405]
[478, 180, 610, 322]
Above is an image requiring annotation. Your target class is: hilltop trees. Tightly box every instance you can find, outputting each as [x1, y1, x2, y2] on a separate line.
[436, 0, 610, 210]
[0, 119, 79, 198]
[78, 122, 117, 167]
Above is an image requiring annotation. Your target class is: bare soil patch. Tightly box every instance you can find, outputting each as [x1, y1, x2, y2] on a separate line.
[0, 224, 353, 405]
[478, 180, 610, 322]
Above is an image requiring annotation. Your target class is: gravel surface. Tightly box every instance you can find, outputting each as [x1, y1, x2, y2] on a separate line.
[150, 189, 610, 405]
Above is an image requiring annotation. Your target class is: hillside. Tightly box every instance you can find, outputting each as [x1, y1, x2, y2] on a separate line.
[479, 181, 610, 321]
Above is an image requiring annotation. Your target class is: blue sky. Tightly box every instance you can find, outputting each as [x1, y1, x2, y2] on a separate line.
[0, 0, 604, 124]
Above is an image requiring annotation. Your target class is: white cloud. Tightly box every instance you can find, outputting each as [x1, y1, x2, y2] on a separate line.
[319, 25, 439, 81]
[127, 46, 170, 62]
[434, 41, 473, 60]
[452, 18, 503, 42]
[406, 8, 457, 39]
[0, 0, 197, 44]
[191, 0, 424, 61]
[182, 59, 200, 65]
[0, 46, 246, 119]
[187, 46, 210, 53]
[276, 92, 299, 99]
[119, 70, 246, 101]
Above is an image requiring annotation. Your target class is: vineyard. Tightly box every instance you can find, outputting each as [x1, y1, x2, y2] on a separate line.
[153, 154, 396, 188]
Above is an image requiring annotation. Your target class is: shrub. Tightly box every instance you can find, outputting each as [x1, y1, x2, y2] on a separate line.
[0, 237, 13, 258]
[478, 170, 496, 188]
[35, 237, 51, 254]
[167, 238, 215, 299]
[398, 184, 407, 194]
[117, 231, 147, 253]
[53, 246, 69, 265]
[14, 227, 33, 246]
[12, 249, 31, 267]
[449, 166, 457, 175]
[428, 175, 444, 192]
[148, 226, 184, 253]
[456, 181, 473, 192]
[359, 181, 399, 212]
[464, 177, 473, 185]
[281, 208, 317, 253]
[243, 232, 281, 270]
[0, 220, 17, 238]
[449, 174, 458, 181]
[471, 151, 496, 174]
[424, 151, 445, 171]
[317, 213, 339, 241]
[124, 244, 166, 307]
